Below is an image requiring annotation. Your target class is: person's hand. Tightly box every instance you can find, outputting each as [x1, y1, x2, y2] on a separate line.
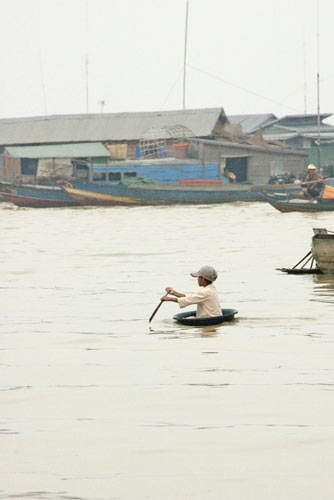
[165, 287, 174, 294]
[160, 295, 169, 301]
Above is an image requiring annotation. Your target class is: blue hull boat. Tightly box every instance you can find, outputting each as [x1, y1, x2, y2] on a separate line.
[62, 179, 263, 205]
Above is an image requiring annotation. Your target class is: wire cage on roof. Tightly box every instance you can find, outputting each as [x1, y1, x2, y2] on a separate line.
[138, 124, 194, 158]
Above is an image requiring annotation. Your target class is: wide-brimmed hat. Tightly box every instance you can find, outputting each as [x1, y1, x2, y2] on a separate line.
[191, 265, 218, 282]
[307, 164, 317, 170]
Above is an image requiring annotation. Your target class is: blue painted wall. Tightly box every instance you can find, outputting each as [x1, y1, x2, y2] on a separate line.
[91, 162, 228, 184]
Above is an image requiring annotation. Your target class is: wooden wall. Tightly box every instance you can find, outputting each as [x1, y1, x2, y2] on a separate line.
[196, 142, 306, 183]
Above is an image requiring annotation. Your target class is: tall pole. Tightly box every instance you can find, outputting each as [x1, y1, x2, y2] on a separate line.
[183, 0, 189, 110]
[85, 52, 89, 113]
[316, 0, 321, 168]
[85, 0, 89, 113]
[302, 30, 307, 114]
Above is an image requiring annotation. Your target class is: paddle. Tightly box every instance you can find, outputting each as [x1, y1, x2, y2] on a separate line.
[149, 292, 169, 323]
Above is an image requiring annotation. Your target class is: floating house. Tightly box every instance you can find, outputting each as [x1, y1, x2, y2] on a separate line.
[0, 107, 307, 185]
[1, 143, 111, 184]
[229, 112, 334, 175]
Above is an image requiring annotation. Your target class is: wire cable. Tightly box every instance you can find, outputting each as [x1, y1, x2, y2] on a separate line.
[188, 64, 303, 113]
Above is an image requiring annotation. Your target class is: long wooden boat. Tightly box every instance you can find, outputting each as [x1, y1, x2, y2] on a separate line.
[263, 193, 334, 213]
[61, 179, 303, 206]
[312, 231, 334, 273]
[0, 184, 78, 208]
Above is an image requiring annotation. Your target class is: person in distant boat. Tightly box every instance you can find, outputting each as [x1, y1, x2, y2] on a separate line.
[301, 164, 324, 201]
[160, 265, 221, 318]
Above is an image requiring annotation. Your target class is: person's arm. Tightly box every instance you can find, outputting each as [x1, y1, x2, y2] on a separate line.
[164, 287, 185, 298]
[177, 289, 207, 308]
[160, 287, 186, 302]
[160, 296, 178, 303]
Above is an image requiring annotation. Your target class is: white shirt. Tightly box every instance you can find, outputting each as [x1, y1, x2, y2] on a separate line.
[177, 283, 222, 317]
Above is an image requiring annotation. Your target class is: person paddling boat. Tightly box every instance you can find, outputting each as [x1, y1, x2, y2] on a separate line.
[301, 164, 324, 202]
[161, 265, 221, 318]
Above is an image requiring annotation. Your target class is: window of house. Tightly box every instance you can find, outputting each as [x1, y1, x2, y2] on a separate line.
[93, 172, 106, 181]
[21, 158, 37, 175]
[124, 172, 137, 178]
[108, 172, 121, 181]
[76, 165, 89, 179]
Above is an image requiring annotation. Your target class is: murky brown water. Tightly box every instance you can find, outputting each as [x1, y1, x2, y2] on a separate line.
[1, 201, 334, 500]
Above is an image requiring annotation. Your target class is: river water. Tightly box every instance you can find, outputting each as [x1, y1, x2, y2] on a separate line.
[1, 201, 334, 500]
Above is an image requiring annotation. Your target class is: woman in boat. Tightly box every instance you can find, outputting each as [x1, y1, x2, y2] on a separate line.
[301, 164, 324, 201]
[160, 265, 221, 318]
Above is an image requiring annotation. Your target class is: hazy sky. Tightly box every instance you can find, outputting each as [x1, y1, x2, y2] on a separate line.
[0, 0, 333, 120]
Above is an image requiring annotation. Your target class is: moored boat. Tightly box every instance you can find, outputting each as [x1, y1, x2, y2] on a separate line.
[312, 229, 334, 273]
[59, 159, 304, 206]
[0, 184, 78, 208]
[61, 179, 264, 205]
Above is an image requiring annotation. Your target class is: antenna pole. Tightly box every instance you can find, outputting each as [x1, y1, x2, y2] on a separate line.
[85, 0, 89, 113]
[302, 29, 307, 114]
[85, 52, 89, 113]
[316, 0, 320, 168]
[183, 0, 189, 110]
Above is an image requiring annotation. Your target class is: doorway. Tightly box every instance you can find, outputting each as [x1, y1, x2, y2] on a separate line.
[226, 157, 248, 182]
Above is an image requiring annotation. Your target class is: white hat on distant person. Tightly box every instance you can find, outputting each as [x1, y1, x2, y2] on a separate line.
[191, 265, 218, 282]
[307, 164, 317, 170]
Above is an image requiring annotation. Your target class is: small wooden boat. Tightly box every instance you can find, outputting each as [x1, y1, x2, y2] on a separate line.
[263, 194, 334, 213]
[312, 229, 334, 273]
[173, 308, 238, 326]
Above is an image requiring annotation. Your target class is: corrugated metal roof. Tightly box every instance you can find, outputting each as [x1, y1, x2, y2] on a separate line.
[276, 113, 332, 124]
[281, 124, 334, 134]
[0, 108, 225, 146]
[262, 132, 299, 140]
[262, 122, 334, 139]
[301, 133, 334, 139]
[228, 114, 277, 134]
[5, 142, 111, 158]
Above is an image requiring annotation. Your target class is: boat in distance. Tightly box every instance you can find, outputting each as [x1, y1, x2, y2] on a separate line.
[0, 157, 304, 208]
[0, 183, 78, 208]
[56, 157, 305, 206]
[60, 177, 305, 206]
[173, 308, 238, 326]
[60, 179, 268, 205]
[263, 193, 334, 213]
[312, 228, 334, 273]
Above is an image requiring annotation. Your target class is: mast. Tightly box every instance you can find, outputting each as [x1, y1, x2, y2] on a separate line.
[316, 0, 320, 167]
[183, 0, 189, 110]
